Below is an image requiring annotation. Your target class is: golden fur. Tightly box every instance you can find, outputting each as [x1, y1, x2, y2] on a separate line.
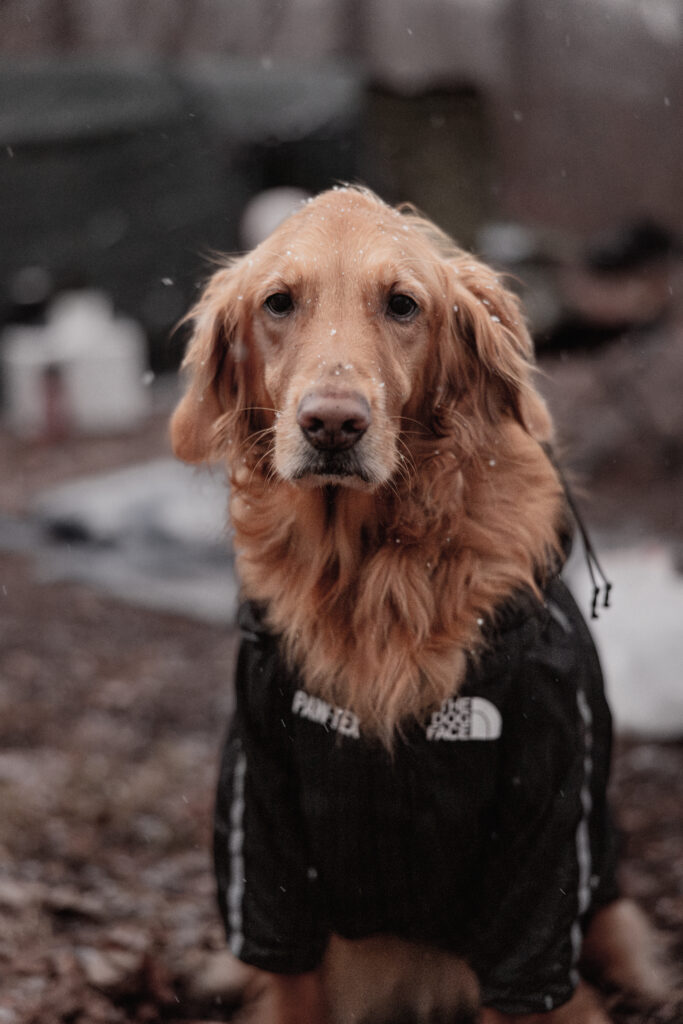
[172, 188, 670, 1022]
[191, 902, 668, 1024]
[171, 186, 565, 742]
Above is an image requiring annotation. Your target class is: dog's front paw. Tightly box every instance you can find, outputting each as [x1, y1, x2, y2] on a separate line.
[238, 969, 330, 1024]
[479, 981, 610, 1024]
[580, 898, 673, 1006]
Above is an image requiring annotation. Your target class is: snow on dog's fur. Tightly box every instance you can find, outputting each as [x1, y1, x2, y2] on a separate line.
[171, 188, 669, 1022]
[172, 187, 563, 743]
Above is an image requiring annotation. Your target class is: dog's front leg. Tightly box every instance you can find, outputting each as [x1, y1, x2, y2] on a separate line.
[240, 968, 330, 1024]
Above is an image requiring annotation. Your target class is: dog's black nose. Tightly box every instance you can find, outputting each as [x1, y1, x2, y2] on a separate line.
[297, 391, 371, 451]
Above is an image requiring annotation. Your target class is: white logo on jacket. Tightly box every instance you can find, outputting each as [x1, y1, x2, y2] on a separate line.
[292, 689, 501, 743]
[426, 696, 502, 742]
[292, 689, 361, 738]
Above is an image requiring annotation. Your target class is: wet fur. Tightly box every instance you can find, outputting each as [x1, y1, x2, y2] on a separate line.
[171, 188, 669, 1020]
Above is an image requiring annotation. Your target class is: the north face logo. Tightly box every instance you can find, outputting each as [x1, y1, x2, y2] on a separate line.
[426, 696, 502, 742]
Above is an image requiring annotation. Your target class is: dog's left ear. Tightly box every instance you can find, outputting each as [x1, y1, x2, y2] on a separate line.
[440, 256, 553, 443]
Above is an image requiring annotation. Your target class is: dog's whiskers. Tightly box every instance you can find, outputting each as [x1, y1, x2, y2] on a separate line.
[244, 405, 280, 417]
[394, 435, 417, 479]
[248, 441, 277, 485]
[244, 425, 276, 449]
[391, 413, 433, 433]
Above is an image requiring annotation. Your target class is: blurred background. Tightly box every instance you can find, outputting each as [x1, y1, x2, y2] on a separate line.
[0, 2, 681, 1021]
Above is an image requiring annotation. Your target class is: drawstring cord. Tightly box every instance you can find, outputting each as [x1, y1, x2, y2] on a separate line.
[560, 479, 613, 619]
[542, 444, 613, 619]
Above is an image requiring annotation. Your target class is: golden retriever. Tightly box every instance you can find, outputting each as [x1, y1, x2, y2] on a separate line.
[171, 187, 668, 1023]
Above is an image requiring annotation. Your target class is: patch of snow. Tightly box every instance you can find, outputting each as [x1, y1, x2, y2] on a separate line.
[566, 541, 683, 739]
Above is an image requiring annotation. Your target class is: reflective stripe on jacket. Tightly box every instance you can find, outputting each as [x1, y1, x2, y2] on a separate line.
[213, 576, 619, 1015]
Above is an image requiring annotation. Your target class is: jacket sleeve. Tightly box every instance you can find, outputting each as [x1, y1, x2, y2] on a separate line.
[213, 614, 329, 974]
[468, 582, 617, 1015]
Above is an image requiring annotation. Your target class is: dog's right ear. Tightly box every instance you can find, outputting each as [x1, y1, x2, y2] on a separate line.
[170, 261, 246, 464]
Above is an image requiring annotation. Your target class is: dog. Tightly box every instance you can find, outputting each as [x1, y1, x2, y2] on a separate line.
[171, 187, 668, 1023]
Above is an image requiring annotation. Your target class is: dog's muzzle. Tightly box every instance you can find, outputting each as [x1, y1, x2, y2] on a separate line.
[297, 390, 371, 453]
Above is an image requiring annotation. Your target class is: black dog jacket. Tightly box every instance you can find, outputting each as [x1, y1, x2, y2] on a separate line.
[214, 576, 619, 1015]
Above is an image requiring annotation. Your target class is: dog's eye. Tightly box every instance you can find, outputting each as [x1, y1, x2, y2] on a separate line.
[264, 292, 294, 317]
[387, 293, 418, 320]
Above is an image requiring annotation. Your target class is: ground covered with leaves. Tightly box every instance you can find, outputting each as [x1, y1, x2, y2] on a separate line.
[1, 548, 681, 1023]
[1, 320, 682, 1022]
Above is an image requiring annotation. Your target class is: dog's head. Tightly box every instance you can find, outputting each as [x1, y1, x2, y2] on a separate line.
[171, 187, 551, 488]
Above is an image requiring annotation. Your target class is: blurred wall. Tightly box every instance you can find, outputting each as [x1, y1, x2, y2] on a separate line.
[496, 0, 681, 236]
[1, 0, 680, 238]
[1, 0, 680, 366]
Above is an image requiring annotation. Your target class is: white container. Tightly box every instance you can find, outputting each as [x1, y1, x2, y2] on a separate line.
[1, 291, 150, 437]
